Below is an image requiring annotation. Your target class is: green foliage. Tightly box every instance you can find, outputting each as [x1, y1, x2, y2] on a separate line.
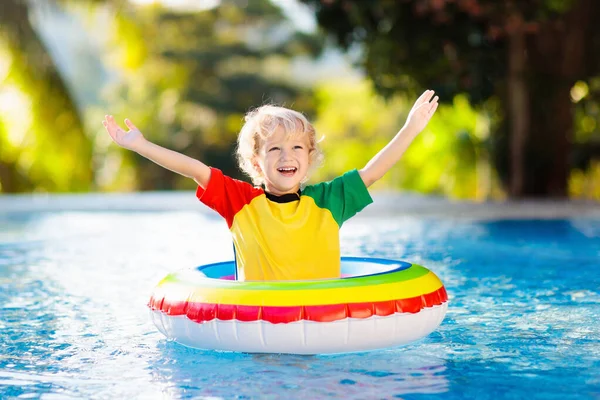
[311, 80, 406, 184]
[302, 0, 600, 198]
[303, 1, 504, 104]
[2, 0, 598, 200]
[312, 80, 503, 199]
[95, 0, 324, 190]
[0, 0, 323, 193]
[302, 0, 594, 106]
[0, 0, 93, 193]
[543, 0, 577, 14]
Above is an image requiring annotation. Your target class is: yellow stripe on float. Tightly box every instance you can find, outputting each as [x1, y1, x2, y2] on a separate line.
[163, 271, 444, 306]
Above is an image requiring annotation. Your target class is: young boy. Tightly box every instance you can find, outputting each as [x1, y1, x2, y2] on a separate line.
[103, 90, 438, 281]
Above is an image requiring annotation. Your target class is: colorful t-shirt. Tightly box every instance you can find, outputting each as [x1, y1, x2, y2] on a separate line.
[196, 168, 373, 281]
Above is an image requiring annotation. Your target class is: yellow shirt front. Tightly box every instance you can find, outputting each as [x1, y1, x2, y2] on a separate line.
[196, 168, 372, 281]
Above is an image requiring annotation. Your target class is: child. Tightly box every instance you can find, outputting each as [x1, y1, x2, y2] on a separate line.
[103, 90, 438, 281]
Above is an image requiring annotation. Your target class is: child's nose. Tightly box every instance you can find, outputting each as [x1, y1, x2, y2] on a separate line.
[280, 148, 291, 159]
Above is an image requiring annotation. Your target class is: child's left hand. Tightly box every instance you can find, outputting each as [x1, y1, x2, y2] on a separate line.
[404, 90, 439, 134]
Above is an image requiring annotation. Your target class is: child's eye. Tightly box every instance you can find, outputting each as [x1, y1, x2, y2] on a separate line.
[268, 147, 280, 152]
[293, 145, 304, 150]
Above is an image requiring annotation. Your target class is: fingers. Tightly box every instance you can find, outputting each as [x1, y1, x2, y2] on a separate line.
[416, 95, 438, 111]
[103, 115, 118, 141]
[124, 118, 138, 131]
[103, 115, 118, 130]
[102, 120, 113, 140]
[416, 89, 435, 105]
[429, 100, 439, 117]
[429, 95, 439, 111]
[103, 115, 133, 143]
[421, 94, 439, 114]
[414, 94, 439, 122]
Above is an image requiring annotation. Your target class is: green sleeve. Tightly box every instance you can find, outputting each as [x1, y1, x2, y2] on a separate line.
[303, 169, 373, 227]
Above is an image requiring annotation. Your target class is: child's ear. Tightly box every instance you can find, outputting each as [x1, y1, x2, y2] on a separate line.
[252, 156, 262, 173]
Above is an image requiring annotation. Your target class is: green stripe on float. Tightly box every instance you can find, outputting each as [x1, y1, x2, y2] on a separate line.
[159, 264, 431, 291]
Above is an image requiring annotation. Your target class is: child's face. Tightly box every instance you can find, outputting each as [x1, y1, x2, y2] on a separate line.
[255, 126, 311, 195]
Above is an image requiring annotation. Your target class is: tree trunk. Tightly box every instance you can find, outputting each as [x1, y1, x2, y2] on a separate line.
[506, 15, 529, 197]
[0, 161, 16, 193]
[506, 0, 592, 198]
[0, 160, 32, 193]
[525, 83, 573, 197]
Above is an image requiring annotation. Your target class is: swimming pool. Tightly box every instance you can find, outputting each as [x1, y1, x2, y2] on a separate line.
[1, 193, 599, 399]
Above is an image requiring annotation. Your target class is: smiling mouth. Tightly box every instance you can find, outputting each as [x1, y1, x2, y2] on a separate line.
[277, 167, 297, 177]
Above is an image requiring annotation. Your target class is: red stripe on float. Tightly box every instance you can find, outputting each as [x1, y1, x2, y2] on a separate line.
[148, 294, 163, 311]
[216, 304, 236, 320]
[148, 286, 448, 324]
[187, 302, 217, 322]
[262, 306, 304, 324]
[163, 300, 187, 315]
[374, 300, 396, 317]
[395, 297, 421, 314]
[347, 302, 373, 319]
[236, 305, 262, 321]
[305, 304, 347, 322]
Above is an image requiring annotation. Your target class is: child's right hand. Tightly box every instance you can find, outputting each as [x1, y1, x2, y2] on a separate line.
[103, 115, 146, 151]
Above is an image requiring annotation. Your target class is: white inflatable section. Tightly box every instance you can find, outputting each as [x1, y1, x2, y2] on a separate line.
[150, 303, 448, 354]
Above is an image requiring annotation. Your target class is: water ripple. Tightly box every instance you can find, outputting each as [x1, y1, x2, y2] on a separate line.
[0, 211, 599, 399]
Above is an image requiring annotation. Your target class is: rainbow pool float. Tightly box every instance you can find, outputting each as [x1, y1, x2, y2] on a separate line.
[148, 257, 448, 354]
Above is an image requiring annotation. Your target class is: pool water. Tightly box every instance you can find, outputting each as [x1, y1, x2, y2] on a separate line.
[1, 197, 599, 399]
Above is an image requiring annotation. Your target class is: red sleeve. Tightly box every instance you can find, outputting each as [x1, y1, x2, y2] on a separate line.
[196, 168, 264, 228]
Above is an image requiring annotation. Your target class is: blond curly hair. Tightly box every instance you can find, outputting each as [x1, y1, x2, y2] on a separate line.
[236, 105, 324, 186]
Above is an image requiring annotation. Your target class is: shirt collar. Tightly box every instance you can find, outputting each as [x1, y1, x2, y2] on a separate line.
[264, 189, 302, 203]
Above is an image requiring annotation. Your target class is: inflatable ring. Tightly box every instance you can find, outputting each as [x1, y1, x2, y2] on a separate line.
[149, 257, 448, 354]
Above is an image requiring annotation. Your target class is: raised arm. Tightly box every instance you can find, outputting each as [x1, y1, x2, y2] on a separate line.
[102, 115, 211, 188]
[359, 90, 439, 188]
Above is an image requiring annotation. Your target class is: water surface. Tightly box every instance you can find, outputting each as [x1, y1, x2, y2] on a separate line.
[1, 194, 599, 399]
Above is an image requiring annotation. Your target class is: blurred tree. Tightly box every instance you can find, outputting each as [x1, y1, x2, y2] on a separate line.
[0, 0, 323, 192]
[301, 0, 600, 198]
[0, 0, 93, 193]
[312, 80, 503, 199]
[97, 0, 324, 190]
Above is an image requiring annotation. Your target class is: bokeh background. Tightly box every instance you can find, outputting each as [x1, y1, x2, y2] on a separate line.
[1, 0, 599, 200]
